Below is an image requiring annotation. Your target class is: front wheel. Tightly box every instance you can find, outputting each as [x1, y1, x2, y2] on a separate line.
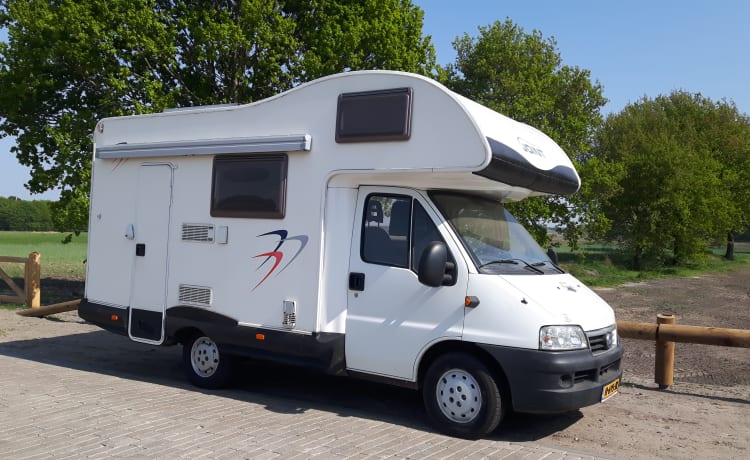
[422, 352, 506, 439]
[183, 334, 234, 389]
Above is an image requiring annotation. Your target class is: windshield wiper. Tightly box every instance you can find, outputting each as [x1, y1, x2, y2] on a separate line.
[531, 260, 565, 274]
[478, 258, 544, 274]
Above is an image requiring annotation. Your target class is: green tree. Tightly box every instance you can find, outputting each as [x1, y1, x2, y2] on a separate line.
[439, 19, 607, 246]
[0, 196, 53, 231]
[0, 0, 435, 232]
[1, 0, 178, 233]
[591, 92, 750, 268]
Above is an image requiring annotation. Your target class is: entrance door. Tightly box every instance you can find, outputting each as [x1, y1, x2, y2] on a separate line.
[346, 187, 466, 381]
[129, 164, 173, 344]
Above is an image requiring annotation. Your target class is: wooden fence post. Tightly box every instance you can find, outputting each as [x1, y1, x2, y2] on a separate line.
[655, 313, 676, 389]
[24, 252, 41, 308]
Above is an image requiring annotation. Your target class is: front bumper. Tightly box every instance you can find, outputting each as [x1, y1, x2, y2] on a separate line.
[479, 342, 623, 413]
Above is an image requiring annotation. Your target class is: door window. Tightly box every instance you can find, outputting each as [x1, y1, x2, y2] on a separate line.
[360, 194, 448, 274]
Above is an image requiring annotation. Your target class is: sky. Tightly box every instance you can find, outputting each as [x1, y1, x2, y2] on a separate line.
[1, 0, 749, 200]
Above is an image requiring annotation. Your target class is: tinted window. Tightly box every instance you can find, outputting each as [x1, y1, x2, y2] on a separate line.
[411, 201, 445, 273]
[335, 87, 413, 143]
[361, 195, 448, 275]
[361, 195, 411, 268]
[211, 155, 287, 218]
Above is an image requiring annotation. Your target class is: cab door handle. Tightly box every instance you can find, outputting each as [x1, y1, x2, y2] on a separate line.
[349, 272, 365, 291]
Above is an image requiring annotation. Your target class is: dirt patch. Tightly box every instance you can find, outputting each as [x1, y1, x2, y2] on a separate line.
[595, 267, 750, 387]
[554, 265, 750, 458]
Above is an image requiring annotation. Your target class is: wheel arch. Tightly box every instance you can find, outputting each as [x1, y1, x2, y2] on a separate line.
[171, 326, 203, 346]
[417, 340, 513, 409]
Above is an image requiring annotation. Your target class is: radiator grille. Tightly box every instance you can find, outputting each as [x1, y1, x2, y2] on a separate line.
[587, 326, 617, 354]
[178, 284, 212, 307]
[181, 224, 214, 242]
[588, 333, 608, 352]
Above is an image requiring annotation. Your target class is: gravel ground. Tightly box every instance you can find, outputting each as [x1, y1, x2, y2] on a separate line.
[595, 265, 750, 386]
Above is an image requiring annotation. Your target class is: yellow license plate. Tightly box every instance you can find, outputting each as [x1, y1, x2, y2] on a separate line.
[601, 378, 620, 401]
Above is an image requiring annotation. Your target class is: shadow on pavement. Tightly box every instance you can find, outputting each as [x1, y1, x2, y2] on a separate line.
[0, 325, 582, 441]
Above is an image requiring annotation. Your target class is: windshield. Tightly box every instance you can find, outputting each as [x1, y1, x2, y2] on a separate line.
[429, 192, 561, 275]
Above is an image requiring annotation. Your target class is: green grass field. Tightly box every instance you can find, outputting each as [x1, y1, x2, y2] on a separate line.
[558, 242, 750, 286]
[0, 231, 87, 280]
[1, 231, 747, 290]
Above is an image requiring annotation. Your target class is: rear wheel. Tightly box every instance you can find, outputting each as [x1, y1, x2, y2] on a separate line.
[422, 352, 505, 439]
[183, 334, 234, 389]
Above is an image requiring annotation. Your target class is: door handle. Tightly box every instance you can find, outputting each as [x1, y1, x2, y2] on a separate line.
[349, 272, 365, 291]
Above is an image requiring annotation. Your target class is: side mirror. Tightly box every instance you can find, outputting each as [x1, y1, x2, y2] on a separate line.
[546, 247, 559, 265]
[418, 241, 451, 287]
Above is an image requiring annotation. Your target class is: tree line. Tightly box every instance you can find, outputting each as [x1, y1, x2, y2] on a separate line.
[1, 1, 748, 268]
[0, 196, 54, 231]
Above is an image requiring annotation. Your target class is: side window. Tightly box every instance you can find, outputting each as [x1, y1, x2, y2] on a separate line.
[361, 195, 411, 268]
[210, 154, 287, 218]
[361, 195, 448, 275]
[411, 201, 446, 274]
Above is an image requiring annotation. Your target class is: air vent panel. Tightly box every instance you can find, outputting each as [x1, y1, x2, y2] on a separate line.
[282, 300, 297, 329]
[178, 284, 212, 307]
[181, 223, 215, 242]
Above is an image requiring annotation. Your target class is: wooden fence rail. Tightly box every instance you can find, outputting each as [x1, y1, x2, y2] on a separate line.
[16, 299, 81, 317]
[617, 315, 750, 388]
[618, 320, 750, 347]
[0, 252, 40, 308]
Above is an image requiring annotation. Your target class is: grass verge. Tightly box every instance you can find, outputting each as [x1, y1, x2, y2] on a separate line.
[559, 243, 750, 287]
[1, 232, 87, 308]
[0, 231, 87, 280]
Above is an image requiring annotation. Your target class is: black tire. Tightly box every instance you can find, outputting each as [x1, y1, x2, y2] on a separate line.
[182, 333, 234, 389]
[422, 352, 505, 439]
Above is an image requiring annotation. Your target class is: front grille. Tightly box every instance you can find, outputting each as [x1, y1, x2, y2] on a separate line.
[574, 369, 596, 384]
[588, 333, 608, 352]
[587, 325, 617, 353]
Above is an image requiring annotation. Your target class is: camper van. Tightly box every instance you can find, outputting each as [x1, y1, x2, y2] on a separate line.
[80, 70, 622, 439]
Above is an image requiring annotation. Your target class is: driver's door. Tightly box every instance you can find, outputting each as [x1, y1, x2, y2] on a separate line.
[345, 187, 466, 380]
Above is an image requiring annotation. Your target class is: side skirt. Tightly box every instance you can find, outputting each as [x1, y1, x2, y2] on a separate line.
[347, 370, 419, 390]
[165, 306, 347, 375]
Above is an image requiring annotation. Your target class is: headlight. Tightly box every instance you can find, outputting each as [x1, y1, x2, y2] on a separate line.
[539, 325, 588, 351]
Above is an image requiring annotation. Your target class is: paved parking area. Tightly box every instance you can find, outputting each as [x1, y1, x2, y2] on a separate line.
[0, 310, 604, 459]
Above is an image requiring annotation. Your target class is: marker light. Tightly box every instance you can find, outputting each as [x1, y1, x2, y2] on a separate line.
[255, 333, 265, 341]
[464, 296, 480, 308]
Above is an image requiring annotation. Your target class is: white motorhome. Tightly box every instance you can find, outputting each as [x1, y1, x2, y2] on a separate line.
[80, 70, 622, 439]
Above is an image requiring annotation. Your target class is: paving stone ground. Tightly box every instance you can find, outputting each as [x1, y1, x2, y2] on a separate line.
[0, 310, 605, 459]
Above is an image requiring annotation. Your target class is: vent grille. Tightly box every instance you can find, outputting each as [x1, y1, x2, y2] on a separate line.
[181, 223, 215, 242]
[588, 333, 608, 352]
[574, 369, 596, 384]
[178, 284, 212, 307]
[282, 300, 296, 328]
[283, 312, 296, 327]
[587, 326, 617, 354]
